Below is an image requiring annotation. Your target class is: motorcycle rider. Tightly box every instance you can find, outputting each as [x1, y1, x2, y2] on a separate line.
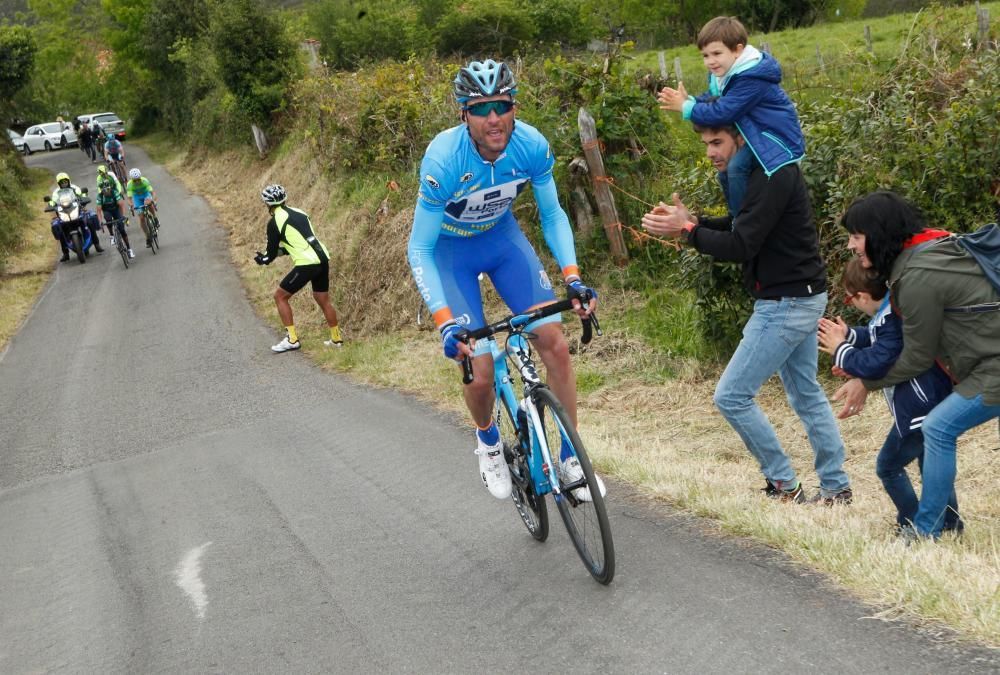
[95, 165, 133, 258]
[49, 171, 103, 261]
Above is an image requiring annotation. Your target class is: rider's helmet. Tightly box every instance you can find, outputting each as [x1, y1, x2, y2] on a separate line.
[260, 184, 287, 206]
[128, 168, 142, 180]
[97, 164, 108, 174]
[453, 59, 517, 105]
[56, 172, 70, 187]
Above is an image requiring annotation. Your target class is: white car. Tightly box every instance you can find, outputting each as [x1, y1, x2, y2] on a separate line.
[22, 122, 77, 154]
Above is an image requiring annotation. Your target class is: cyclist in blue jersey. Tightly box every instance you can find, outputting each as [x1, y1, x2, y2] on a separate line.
[408, 59, 604, 502]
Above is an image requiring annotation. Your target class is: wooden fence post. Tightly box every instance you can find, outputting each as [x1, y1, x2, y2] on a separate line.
[577, 107, 629, 264]
[760, 41, 771, 54]
[864, 25, 873, 53]
[673, 57, 683, 85]
[658, 51, 668, 79]
[815, 45, 825, 73]
[977, 6, 991, 49]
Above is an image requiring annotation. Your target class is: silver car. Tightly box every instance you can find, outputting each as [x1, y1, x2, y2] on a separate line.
[79, 112, 126, 141]
[22, 122, 77, 154]
[6, 129, 26, 153]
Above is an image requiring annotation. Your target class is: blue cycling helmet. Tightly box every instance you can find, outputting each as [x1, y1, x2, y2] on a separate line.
[453, 59, 517, 105]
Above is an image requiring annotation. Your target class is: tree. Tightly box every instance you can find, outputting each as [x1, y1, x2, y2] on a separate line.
[0, 24, 36, 126]
[210, 0, 302, 124]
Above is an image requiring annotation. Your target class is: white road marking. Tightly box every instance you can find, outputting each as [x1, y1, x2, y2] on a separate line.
[175, 542, 213, 620]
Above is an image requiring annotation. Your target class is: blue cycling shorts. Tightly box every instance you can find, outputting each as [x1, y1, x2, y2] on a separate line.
[433, 218, 559, 354]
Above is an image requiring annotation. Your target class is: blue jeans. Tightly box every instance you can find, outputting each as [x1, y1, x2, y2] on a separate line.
[914, 392, 1000, 537]
[876, 428, 960, 530]
[717, 145, 755, 217]
[714, 293, 850, 494]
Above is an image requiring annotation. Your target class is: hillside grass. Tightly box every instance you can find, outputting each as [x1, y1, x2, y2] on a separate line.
[0, 169, 59, 353]
[632, 2, 1000, 103]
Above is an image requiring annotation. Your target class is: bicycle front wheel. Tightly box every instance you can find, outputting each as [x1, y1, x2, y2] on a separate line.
[497, 393, 548, 542]
[534, 387, 615, 584]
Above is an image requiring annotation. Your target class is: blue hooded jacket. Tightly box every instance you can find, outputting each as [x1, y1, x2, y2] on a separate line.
[683, 49, 805, 176]
[832, 297, 953, 438]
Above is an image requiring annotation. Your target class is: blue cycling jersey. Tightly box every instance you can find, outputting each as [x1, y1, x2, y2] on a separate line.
[408, 120, 578, 327]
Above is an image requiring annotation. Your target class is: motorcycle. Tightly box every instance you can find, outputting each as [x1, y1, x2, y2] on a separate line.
[44, 188, 97, 263]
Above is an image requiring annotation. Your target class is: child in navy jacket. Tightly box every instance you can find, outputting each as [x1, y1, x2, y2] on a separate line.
[819, 259, 962, 533]
[658, 16, 805, 216]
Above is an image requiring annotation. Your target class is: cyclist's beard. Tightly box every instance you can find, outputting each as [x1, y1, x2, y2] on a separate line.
[467, 119, 515, 161]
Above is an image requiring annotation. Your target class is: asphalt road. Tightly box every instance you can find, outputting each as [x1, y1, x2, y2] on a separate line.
[1, 145, 996, 673]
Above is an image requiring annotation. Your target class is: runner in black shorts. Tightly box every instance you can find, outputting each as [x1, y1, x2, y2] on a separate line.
[254, 184, 344, 353]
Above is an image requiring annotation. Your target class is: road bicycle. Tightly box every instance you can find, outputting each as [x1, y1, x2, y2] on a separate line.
[138, 200, 160, 253]
[105, 216, 130, 269]
[107, 158, 128, 192]
[460, 297, 615, 584]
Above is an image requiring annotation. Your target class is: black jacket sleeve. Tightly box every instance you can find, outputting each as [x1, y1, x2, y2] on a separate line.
[265, 217, 281, 260]
[686, 166, 792, 262]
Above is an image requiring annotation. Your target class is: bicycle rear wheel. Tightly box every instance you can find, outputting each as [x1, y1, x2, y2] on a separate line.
[147, 212, 159, 253]
[534, 387, 615, 584]
[497, 393, 548, 542]
[115, 226, 129, 269]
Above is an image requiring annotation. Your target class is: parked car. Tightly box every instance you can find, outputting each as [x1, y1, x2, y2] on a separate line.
[78, 112, 126, 141]
[22, 122, 77, 154]
[6, 129, 26, 153]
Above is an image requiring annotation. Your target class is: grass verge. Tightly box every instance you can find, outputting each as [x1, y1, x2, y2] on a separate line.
[1, 169, 59, 353]
[137, 138, 1000, 648]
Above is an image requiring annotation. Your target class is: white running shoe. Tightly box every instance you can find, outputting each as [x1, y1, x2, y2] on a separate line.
[271, 336, 301, 353]
[559, 456, 607, 502]
[476, 437, 512, 499]
[127, 249, 135, 258]
[109, 235, 116, 246]
[322, 339, 343, 347]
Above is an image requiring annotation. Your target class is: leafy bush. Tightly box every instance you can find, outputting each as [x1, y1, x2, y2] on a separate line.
[435, 0, 537, 56]
[210, 0, 302, 124]
[311, 1, 424, 69]
[0, 150, 30, 272]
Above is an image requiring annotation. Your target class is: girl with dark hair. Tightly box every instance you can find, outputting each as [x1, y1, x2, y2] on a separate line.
[834, 191, 1000, 540]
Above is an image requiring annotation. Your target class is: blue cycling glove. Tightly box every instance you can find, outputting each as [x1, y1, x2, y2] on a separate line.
[440, 322, 470, 360]
[567, 278, 597, 305]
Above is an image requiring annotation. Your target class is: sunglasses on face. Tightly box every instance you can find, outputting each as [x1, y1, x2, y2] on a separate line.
[464, 100, 515, 117]
[844, 291, 860, 306]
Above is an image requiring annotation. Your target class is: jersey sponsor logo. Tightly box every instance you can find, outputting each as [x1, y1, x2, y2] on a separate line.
[460, 172, 473, 183]
[443, 179, 527, 223]
[424, 174, 440, 189]
[410, 253, 433, 303]
[538, 270, 552, 291]
[455, 313, 472, 326]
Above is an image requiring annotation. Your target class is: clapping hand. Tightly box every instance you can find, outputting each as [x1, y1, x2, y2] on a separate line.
[657, 83, 688, 112]
[641, 193, 693, 239]
[817, 316, 849, 355]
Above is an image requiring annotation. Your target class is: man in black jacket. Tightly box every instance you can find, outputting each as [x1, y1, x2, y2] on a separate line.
[641, 125, 851, 504]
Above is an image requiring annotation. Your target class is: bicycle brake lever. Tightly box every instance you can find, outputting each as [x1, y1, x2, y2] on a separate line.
[461, 355, 473, 385]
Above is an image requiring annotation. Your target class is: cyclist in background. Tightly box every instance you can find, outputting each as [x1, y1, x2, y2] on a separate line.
[126, 168, 156, 248]
[104, 135, 127, 182]
[407, 59, 603, 502]
[254, 184, 344, 353]
[95, 165, 133, 258]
